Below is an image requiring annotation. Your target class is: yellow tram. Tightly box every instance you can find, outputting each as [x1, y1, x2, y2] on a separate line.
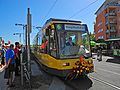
[33, 18, 94, 79]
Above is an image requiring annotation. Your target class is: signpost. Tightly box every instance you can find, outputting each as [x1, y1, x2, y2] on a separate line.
[27, 8, 32, 76]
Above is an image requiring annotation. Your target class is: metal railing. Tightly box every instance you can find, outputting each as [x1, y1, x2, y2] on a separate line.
[20, 47, 31, 88]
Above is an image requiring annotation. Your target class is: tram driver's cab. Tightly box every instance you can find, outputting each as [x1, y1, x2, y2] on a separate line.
[41, 22, 91, 59]
[58, 24, 91, 59]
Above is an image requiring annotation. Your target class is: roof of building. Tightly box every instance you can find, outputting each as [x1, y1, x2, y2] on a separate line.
[95, 0, 120, 15]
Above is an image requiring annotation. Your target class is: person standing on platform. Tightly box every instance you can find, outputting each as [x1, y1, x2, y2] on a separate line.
[14, 42, 20, 76]
[4, 44, 15, 87]
[1, 45, 6, 66]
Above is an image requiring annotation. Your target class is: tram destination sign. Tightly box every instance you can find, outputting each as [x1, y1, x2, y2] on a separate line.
[64, 24, 86, 31]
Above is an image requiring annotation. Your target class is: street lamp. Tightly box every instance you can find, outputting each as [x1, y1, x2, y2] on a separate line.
[13, 33, 23, 44]
[15, 24, 26, 44]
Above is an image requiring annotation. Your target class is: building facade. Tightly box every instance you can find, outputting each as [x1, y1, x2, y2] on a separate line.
[94, 0, 120, 40]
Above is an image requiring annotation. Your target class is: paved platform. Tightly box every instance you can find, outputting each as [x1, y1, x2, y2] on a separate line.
[0, 65, 6, 72]
[0, 60, 50, 90]
[0, 65, 10, 90]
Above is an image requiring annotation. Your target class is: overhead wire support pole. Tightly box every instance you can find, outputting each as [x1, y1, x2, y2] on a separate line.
[27, 8, 32, 76]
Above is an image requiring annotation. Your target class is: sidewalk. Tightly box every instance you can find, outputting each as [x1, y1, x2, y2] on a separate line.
[0, 59, 51, 90]
[0, 65, 9, 90]
[8, 59, 50, 90]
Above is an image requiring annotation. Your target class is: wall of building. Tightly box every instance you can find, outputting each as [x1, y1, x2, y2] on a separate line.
[95, 9, 106, 40]
[94, 2, 120, 41]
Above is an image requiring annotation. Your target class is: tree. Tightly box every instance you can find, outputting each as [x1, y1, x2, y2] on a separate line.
[90, 33, 95, 41]
[96, 39, 105, 43]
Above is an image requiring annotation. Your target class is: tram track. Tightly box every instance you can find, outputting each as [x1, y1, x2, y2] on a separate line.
[89, 75, 120, 90]
[96, 67, 120, 76]
[90, 68, 120, 89]
[94, 61, 120, 69]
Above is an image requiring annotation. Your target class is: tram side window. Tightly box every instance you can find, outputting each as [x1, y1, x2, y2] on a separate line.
[49, 30, 57, 57]
[40, 36, 48, 53]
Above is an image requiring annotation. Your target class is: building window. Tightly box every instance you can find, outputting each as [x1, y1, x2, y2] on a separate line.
[98, 29, 103, 33]
[97, 21, 102, 26]
[110, 26, 115, 30]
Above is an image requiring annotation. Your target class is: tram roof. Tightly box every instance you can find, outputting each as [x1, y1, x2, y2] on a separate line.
[44, 18, 82, 25]
[42, 18, 83, 30]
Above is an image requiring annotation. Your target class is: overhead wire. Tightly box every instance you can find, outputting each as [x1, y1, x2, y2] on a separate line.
[69, 0, 99, 19]
[40, 0, 58, 25]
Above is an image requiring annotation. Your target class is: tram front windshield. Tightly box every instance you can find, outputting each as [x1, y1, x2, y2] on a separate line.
[59, 31, 90, 59]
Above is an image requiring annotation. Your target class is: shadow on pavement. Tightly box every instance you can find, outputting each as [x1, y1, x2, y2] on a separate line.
[65, 76, 93, 90]
[106, 56, 120, 64]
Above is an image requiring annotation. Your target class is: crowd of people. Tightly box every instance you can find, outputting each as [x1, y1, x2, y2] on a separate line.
[0, 42, 21, 87]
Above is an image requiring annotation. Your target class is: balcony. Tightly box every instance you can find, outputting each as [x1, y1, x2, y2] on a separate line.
[109, 12, 116, 16]
[107, 3, 120, 6]
[109, 21, 117, 24]
[105, 13, 116, 17]
[110, 29, 116, 33]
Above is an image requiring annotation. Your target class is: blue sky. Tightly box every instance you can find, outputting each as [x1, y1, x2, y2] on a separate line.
[0, 0, 105, 44]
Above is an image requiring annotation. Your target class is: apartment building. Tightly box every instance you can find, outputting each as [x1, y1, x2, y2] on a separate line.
[94, 0, 120, 40]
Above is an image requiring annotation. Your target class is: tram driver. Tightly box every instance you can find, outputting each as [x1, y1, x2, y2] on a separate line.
[66, 37, 75, 46]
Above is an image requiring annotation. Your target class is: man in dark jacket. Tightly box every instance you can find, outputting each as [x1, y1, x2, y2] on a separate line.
[14, 42, 20, 76]
[97, 45, 102, 61]
[66, 37, 75, 46]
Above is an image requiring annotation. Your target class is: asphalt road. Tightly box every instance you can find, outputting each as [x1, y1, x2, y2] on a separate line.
[88, 54, 120, 90]
[48, 54, 120, 90]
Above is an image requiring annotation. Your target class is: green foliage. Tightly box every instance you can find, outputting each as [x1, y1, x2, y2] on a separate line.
[90, 33, 95, 41]
[96, 39, 105, 43]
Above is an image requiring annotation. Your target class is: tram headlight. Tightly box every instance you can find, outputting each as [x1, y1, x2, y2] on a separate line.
[80, 70, 83, 72]
[88, 60, 93, 64]
[77, 70, 79, 73]
[63, 63, 70, 66]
